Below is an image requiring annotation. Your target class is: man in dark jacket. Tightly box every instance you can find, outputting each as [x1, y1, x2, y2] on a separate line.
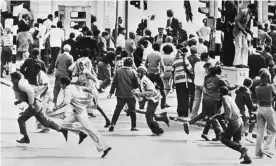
[235, 78, 258, 138]
[248, 47, 265, 79]
[154, 28, 167, 45]
[166, 9, 180, 37]
[108, 58, 139, 132]
[76, 30, 99, 63]
[62, 32, 78, 61]
[20, 48, 46, 85]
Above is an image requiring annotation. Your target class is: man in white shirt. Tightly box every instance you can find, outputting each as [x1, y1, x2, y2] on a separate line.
[47, 22, 65, 74]
[11, 72, 68, 144]
[190, 53, 209, 119]
[197, 19, 211, 47]
[116, 28, 126, 49]
[197, 37, 208, 56]
[43, 14, 53, 31]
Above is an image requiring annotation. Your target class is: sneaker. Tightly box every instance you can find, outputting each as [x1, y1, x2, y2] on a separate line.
[183, 122, 189, 134]
[240, 159, 252, 164]
[109, 125, 114, 132]
[201, 134, 211, 141]
[130, 128, 139, 131]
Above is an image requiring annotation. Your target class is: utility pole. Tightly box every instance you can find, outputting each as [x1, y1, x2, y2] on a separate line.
[114, 0, 119, 47]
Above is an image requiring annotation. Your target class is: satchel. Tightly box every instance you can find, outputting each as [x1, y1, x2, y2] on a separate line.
[181, 53, 194, 81]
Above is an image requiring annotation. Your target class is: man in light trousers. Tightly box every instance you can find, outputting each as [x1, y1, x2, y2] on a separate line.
[53, 76, 112, 158]
[232, 4, 256, 66]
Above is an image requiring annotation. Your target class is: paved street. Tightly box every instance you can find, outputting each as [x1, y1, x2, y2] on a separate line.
[1, 76, 276, 166]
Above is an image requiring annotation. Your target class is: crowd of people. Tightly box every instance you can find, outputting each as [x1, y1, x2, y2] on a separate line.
[0, 3, 276, 164]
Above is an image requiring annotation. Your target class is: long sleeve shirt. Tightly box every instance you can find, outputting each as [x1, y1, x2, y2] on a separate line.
[138, 75, 162, 103]
[110, 67, 139, 98]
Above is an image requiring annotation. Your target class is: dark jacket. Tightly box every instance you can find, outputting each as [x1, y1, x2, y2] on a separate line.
[235, 86, 257, 116]
[76, 36, 99, 58]
[110, 67, 139, 98]
[20, 58, 47, 85]
[248, 53, 265, 79]
[133, 46, 144, 67]
[166, 18, 180, 37]
[62, 38, 78, 61]
[18, 20, 29, 33]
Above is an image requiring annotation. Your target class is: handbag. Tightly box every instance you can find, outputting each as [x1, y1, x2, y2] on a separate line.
[180, 51, 194, 81]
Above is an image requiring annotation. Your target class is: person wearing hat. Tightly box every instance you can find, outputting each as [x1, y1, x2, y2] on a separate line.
[53, 44, 73, 105]
[248, 46, 265, 79]
[132, 65, 168, 135]
[125, 31, 136, 57]
[172, 47, 193, 117]
[154, 28, 167, 45]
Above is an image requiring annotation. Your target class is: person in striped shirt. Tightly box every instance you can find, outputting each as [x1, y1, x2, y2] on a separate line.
[172, 46, 193, 117]
[1, 27, 13, 77]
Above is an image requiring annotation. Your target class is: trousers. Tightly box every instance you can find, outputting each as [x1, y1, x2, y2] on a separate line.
[60, 110, 110, 152]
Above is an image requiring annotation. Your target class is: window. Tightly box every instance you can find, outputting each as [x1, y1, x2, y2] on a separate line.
[70, 12, 86, 19]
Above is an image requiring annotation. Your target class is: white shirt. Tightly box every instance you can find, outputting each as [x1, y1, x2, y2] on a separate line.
[36, 71, 49, 86]
[53, 17, 58, 26]
[17, 78, 35, 105]
[207, 58, 218, 66]
[43, 19, 53, 31]
[197, 43, 208, 56]
[4, 18, 14, 29]
[194, 61, 206, 86]
[198, 26, 211, 41]
[50, 28, 64, 48]
[116, 34, 125, 49]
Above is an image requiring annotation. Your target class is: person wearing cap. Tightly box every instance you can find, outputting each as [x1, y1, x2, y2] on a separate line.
[132, 65, 168, 135]
[116, 28, 126, 49]
[53, 44, 73, 105]
[233, 4, 257, 67]
[20, 48, 47, 85]
[125, 31, 136, 57]
[172, 46, 193, 117]
[248, 47, 265, 79]
[218, 86, 252, 164]
[154, 28, 167, 45]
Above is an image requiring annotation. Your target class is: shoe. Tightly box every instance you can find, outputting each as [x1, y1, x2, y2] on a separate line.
[155, 128, 164, 135]
[201, 134, 211, 141]
[60, 128, 68, 141]
[164, 104, 171, 108]
[159, 112, 167, 117]
[102, 147, 112, 158]
[163, 115, 170, 127]
[131, 128, 139, 131]
[16, 137, 30, 144]
[263, 152, 273, 158]
[183, 122, 189, 134]
[78, 132, 88, 144]
[98, 88, 105, 93]
[139, 105, 145, 109]
[240, 159, 252, 164]
[240, 147, 248, 159]
[212, 137, 220, 141]
[88, 113, 96, 117]
[109, 125, 114, 132]
[38, 128, 50, 133]
[104, 120, 111, 128]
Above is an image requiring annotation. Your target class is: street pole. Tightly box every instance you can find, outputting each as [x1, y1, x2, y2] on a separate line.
[114, 0, 119, 47]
